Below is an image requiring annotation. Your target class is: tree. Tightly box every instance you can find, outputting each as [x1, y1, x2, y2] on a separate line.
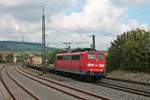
[48, 49, 64, 64]
[107, 28, 150, 73]
[6, 53, 13, 63]
[107, 32, 128, 71]
[122, 29, 150, 72]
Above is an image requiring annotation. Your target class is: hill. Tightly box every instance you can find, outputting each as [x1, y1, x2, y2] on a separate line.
[0, 41, 57, 53]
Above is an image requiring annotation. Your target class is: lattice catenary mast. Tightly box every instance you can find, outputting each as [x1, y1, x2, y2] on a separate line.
[42, 6, 46, 66]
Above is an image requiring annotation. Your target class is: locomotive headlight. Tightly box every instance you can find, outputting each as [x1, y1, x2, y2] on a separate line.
[100, 69, 103, 72]
[87, 63, 94, 67]
[99, 64, 105, 67]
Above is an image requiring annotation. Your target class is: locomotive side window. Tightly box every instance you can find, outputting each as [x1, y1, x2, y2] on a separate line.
[99, 54, 103, 60]
[63, 55, 71, 60]
[88, 53, 95, 60]
[71, 55, 80, 60]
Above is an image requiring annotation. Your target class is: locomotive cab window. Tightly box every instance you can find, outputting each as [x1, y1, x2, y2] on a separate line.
[99, 54, 103, 60]
[88, 53, 95, 60]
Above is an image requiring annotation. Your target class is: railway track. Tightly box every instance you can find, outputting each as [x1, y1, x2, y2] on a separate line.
[105, 77, 150, 86]
[17, 66, 110, 100]
[0, 65, 15, 100]
[22, 64, 150, 98]
[96, 78, 150, 97]
[0, 65, 39, 100]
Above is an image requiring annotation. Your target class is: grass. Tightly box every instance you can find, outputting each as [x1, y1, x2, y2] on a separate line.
[107, 69, 150, 83]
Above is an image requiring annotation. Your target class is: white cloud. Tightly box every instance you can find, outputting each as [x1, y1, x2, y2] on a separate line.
[49, 0, 126, 34]
[111, 0, 150, 6]
[0, 14, 40, 33]
[119, 19, 150, 34]
[0, 0, 149, 50]
[0, 0, 32, 6]
[0, 0, 78, 7]
[0, 14, 41, 43]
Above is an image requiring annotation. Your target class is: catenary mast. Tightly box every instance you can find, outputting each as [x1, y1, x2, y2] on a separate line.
[42, 6, 46, 66]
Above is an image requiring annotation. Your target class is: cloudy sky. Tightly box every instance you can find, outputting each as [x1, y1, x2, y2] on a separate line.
[0, 0, 150, 50]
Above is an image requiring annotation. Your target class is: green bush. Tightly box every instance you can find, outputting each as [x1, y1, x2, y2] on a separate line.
[107, 29, 150, 73]
[48, 50, 64, 64]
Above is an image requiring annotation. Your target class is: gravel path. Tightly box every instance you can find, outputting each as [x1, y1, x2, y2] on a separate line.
[7, 65, 75, 100]
[24, 66, 150, 100]
[100, 78, 150, 93]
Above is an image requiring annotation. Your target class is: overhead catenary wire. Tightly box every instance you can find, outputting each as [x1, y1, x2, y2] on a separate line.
[46, 32, 92, 49]
[46, 32, 59, 46]
[78, 33, 91, 45]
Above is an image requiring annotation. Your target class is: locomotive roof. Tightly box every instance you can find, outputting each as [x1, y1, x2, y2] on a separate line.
[56, 51, 104, 56]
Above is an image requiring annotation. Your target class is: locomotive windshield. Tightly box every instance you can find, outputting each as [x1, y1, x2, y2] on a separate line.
[99, 53, 103, 60]
[88, 53, 95, 60]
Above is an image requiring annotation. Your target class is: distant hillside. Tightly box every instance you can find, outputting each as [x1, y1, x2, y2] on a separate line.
[0, 41, 57, 53]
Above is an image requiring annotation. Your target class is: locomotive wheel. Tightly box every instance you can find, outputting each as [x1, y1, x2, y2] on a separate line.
[86, 75, 97, 82]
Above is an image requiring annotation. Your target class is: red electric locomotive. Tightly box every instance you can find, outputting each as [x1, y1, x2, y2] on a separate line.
[55, 51, 106, 79]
